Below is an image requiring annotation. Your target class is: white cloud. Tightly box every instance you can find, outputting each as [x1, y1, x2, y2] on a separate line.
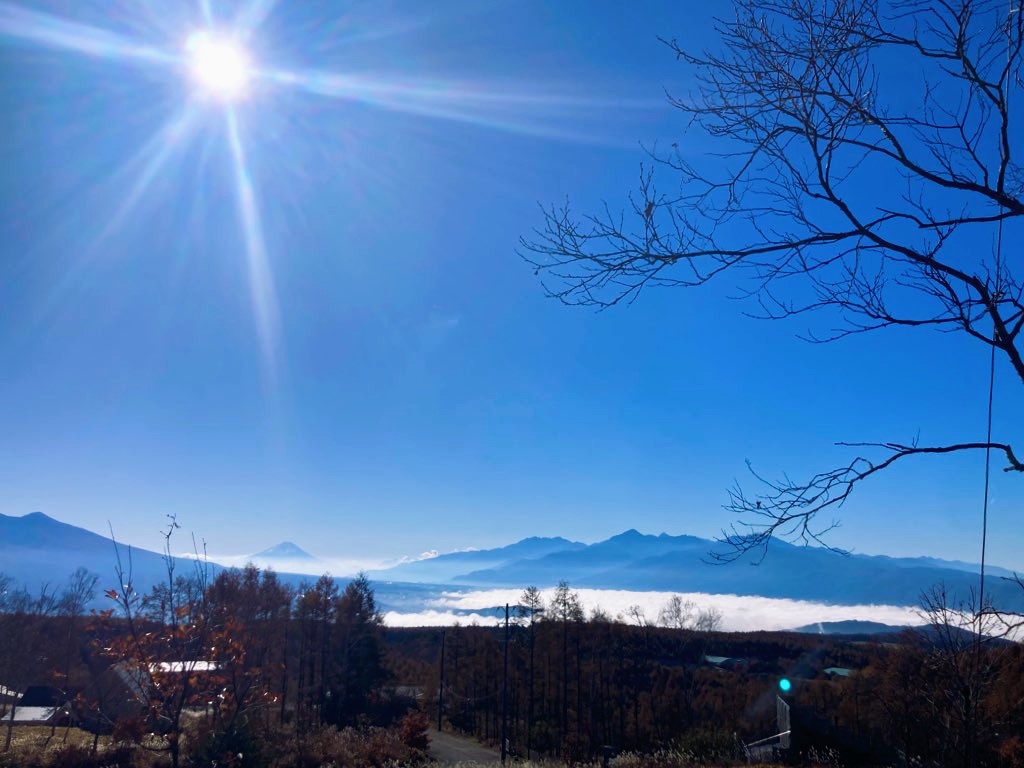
[396, 549, 440, 565]
[385, 587, 926, 632]
[384, 609, 506, 627]
[389, 545, 485, 566]
[188, 552, 394, 577]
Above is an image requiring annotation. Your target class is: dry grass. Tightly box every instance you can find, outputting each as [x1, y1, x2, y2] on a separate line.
[3, 725, 111, 752]
[0, 726, 154, 768]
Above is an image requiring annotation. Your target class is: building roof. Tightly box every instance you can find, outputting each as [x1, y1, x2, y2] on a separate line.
[111, 663, 149, 703]
[106, 659, 221, 706]
[823, 667, 853, 677]
[1, 706, 59, 724]
[702, 654, 747, 666]
[390, 685, 424, 699]
[151, 661, 220, 674]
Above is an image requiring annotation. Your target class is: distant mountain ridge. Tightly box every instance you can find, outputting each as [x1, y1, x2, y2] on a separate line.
[369, 535, 585, 583]
[3, 512, 1021, 615]
[792, 620, 904, 635]
[371, 529, 1024, 612]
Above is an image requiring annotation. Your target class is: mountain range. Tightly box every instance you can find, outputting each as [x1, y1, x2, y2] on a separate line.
[2, 512, 1021, 614]
[368, 528, 1023, 610]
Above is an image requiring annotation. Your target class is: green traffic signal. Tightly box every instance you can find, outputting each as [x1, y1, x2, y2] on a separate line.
[778, 678, 792, 692]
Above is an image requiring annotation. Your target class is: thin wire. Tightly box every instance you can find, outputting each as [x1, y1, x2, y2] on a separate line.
[981, 0, 1015, 616]
[979, 329, 996, 614]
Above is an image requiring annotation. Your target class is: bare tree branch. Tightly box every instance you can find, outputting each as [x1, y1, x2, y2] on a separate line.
[521, 0, 1022, 562]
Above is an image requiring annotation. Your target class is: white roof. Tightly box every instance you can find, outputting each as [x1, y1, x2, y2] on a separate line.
[151, 661, 219, 673]
[1, 706, 58, 723]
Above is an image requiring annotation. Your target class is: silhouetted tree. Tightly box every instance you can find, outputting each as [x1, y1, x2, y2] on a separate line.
[518, 585, 545, 758]
[0, 578, 58, 751]
[103, 516, 262, 768]
[49, 568, 97, 745]
[548, 581, 583, 744]
[658, 595, 696, 630]
[327, 573, 387, 726]
[522, 0, 1023, 560]
[294, 574, 337, 730]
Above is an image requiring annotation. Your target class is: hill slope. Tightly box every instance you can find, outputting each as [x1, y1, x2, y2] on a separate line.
[0, 511, 221, 602]
[368, 536, 585, 583]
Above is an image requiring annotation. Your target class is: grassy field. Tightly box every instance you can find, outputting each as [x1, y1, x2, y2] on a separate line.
[0, 725, 148, 766]
[3, 725, 110, 751]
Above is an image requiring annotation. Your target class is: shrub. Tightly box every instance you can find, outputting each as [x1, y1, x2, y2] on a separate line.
[267, 723, 427, 768]
[398, 710, 430, 752]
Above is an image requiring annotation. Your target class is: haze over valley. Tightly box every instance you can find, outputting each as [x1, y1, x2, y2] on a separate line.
[3, 511, 1018, 632]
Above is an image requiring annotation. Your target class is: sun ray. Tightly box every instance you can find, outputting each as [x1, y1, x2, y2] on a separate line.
[198, 0, 214, 25]
[261, 67, 659, 143]
[0, 1, 172, 66]
[225, 108, 281, 384]
[26, 109, 199, 332]
[235, 0, 281, 40]
[95, 108, 199, 247]
[0, 0, 657, 388]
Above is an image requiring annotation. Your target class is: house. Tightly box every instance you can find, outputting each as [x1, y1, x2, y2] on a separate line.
[1, 686, 76, 727]
[76, 665, 147, 734]
[151, 661, 220, 674]
[76, 660, 220, 734]
[387, 685, 424, 702]
[822, 666, 853, 678]
[702, 654, 749, 671]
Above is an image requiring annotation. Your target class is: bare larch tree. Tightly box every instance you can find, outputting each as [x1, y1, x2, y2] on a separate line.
[522, 0, 1023, 562]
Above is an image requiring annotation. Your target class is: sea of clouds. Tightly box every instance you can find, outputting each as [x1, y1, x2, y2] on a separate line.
[197, 549, 478, 577]
[194, 552, 395, 576]
[191, 552, 930, 633]
[381, 586, 927, 632]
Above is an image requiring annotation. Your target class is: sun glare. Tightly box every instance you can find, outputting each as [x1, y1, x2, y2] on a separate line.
[185, 31, 250, 101]
[0, 1, 601, 385]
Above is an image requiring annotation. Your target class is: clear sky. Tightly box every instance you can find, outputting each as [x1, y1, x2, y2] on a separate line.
[1, 0, 1020, 572]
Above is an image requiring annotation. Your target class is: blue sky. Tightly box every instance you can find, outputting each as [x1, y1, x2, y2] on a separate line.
[1, 0, 1021, 571]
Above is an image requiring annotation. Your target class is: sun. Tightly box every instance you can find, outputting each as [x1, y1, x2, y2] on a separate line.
[185, 31, 251, 101]
[0, 1, 583, 383]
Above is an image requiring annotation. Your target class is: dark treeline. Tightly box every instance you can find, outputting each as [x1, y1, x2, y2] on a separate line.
[384, 584, 1024, 768]
[3, 565, 1024, 767]
[388, 616, 779, 761]
[0, 559, 424, 768]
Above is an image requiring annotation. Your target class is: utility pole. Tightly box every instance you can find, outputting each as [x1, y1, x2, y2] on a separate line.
[438, 630, 446, 732]
[501, 603, 509, 765]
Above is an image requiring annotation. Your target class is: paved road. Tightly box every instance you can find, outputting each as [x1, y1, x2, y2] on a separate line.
[428, 728, 500, 765]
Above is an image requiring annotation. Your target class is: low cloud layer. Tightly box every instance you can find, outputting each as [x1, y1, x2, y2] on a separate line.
[193, 552, 393, 577]
[384, 587, 926, 632]
[194, 545, 486, 577]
